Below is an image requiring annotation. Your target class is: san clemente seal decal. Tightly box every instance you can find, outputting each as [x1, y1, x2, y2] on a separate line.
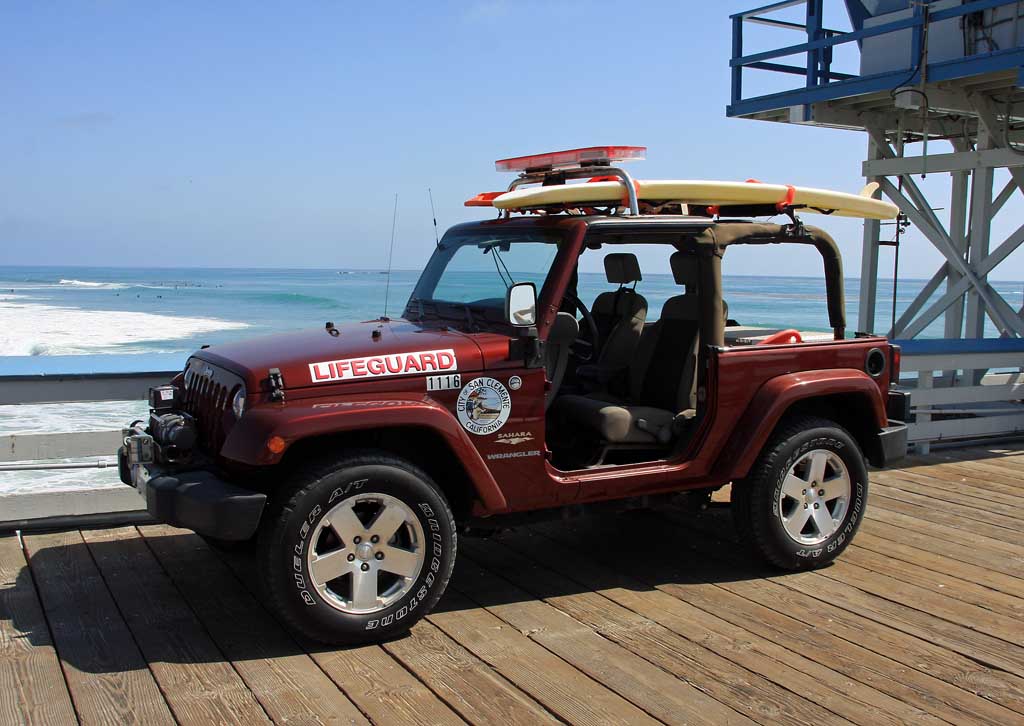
[456, 377, 511, 435]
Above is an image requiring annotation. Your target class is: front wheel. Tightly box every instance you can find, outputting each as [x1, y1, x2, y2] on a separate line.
[259, 452, 456, 644]
[732, 416, 868, 570]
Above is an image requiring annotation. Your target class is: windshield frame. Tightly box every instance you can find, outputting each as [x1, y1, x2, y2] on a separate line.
[405, 220, 585, 336]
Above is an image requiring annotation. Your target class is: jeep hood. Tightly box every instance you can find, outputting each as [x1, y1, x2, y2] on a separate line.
[192, 319, 484, 393]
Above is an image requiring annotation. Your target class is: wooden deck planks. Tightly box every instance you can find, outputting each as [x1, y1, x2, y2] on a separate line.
[304, 640, 468, 726]
[4, 446, 1024, 725]
[521, 520, 992, 726]
[852, 527, 1024, 600]
[427, 586, 663, 724]
[634, 513, 1024, 725]
[888, 467, 1024, 512]
[859, 518, 1024, 594]
[80, 527, 271, 726]
[668, 507, 1024, 718]
[0, 534, 78, 726]
[22, 530, 175, 725]
[450, 554, 755, 726]
[870, 481, 1024, 537]
[462, 536, 847, 726]
[840, 543, 1024, 619]
[138, 524, 369, 725]
[383, 620, 562, 725]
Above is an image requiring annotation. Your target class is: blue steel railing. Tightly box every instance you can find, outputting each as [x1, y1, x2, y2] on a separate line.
[729, 0, 1024, 118]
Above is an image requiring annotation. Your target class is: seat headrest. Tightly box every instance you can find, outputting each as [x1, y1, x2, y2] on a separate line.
[669, 252, 698, 290]
[604, 253, 642, 285]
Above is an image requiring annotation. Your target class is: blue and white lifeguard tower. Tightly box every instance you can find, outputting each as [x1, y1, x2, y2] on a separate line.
[729, 0, 1024, 450]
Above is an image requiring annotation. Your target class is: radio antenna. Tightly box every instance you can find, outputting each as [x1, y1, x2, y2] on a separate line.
[382, 193, 399, 320]
[428, 188, 440, 248]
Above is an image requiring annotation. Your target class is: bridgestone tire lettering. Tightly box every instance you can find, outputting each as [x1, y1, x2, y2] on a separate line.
[732, 416, 869, 570]
[258, 451, 457, 645]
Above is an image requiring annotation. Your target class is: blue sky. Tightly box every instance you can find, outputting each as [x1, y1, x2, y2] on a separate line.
[3, 0, 1024, 278]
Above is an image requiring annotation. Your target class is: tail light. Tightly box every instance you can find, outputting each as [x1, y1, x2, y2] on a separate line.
[889, 344, 901, 385]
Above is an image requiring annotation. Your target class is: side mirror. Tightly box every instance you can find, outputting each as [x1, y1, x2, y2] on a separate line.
[505, 282, 537, 327]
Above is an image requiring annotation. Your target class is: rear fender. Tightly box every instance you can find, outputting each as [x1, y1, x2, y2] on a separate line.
[221, 396, 508, 513]
[716, 369, 887, 481]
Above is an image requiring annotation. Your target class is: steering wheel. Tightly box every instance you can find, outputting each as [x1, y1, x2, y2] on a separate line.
[565, 293, 600, 363]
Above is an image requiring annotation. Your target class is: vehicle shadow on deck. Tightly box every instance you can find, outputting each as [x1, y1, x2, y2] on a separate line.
[10, 507, 788, 674]
[4, 567, 58, 651]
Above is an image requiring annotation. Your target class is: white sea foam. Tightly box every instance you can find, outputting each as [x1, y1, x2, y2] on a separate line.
[58, 278, 130, 289]
[0, 299, 249, 356]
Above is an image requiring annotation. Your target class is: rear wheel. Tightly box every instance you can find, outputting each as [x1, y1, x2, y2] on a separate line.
[259, 452, 456, 644]
[732, 416, 868, 569]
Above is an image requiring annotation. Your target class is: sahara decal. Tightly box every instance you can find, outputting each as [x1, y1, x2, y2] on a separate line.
[309, 348, 457, 383]
[456, 377, 511, 435]
[496, 431, 534, 445]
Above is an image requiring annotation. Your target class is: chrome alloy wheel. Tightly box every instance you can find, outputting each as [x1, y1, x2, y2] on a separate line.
[306, 493, 425, 614]
[778, 449, 851, 546]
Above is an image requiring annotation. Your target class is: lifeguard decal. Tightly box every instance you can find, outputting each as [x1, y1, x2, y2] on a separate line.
[309, 348, 457, 383]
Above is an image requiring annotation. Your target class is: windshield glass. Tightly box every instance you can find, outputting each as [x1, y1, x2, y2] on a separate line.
[406, 228, 563, 327]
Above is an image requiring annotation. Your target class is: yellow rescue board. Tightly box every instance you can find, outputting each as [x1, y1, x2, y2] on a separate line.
[492, 179, 899, 220]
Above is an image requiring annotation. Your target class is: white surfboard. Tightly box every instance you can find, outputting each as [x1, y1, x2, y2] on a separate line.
[491, 179, 899, 220]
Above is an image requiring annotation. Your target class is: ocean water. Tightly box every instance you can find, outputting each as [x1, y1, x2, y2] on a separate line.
[1, 265, 1021, 495]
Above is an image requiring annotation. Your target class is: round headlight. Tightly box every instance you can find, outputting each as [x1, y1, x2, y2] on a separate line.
[232, 387, 247, 418]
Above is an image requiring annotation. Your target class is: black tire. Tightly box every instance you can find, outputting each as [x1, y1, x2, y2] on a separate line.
[732, 416, 868, 570]
[259, 451, 457, 644]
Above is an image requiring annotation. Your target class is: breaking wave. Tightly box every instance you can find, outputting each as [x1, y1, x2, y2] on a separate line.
[0, 299, 249, 356]
[59, 278, 129, 289]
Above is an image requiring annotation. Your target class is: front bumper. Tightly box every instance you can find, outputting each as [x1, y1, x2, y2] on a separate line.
[118, 444, 266, 541]
[876, 419, 909, 467]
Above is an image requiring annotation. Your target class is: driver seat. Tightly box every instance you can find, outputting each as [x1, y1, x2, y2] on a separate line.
[589, 253, 648, 371]
[552, 252, 701, 446]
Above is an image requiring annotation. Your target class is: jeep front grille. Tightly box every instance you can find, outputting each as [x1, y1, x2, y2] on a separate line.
[181, 359, 242, 455]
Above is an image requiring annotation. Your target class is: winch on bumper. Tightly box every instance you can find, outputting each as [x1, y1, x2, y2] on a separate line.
[118, 393, 266, 541]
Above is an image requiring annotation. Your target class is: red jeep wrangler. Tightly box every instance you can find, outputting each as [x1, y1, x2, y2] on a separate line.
[119, 147, 907, 644]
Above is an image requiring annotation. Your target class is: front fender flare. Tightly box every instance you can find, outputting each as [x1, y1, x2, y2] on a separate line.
[715, 369, 887, 481]
[221, 395, 508, 513]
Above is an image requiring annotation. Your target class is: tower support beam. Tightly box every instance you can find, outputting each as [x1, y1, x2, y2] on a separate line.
[899, 220, 1024, 338]
[857, 137, 882, 334]
[863, 147, 1024, 176]
[879, 177, 1024, 338]
[944, 161, 969, 341]
[965, 129, 995, 340]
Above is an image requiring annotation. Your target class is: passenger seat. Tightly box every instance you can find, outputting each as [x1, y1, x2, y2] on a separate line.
[588, 253, 648, 372]
[552, 252, 701, 445]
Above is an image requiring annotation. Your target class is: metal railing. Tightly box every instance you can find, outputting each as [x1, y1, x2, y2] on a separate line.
[0, 370, 175, 472]
[896, 339, 1024, 453]
[730, 0, 1024, 117]
[0, 371, 176, 530]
